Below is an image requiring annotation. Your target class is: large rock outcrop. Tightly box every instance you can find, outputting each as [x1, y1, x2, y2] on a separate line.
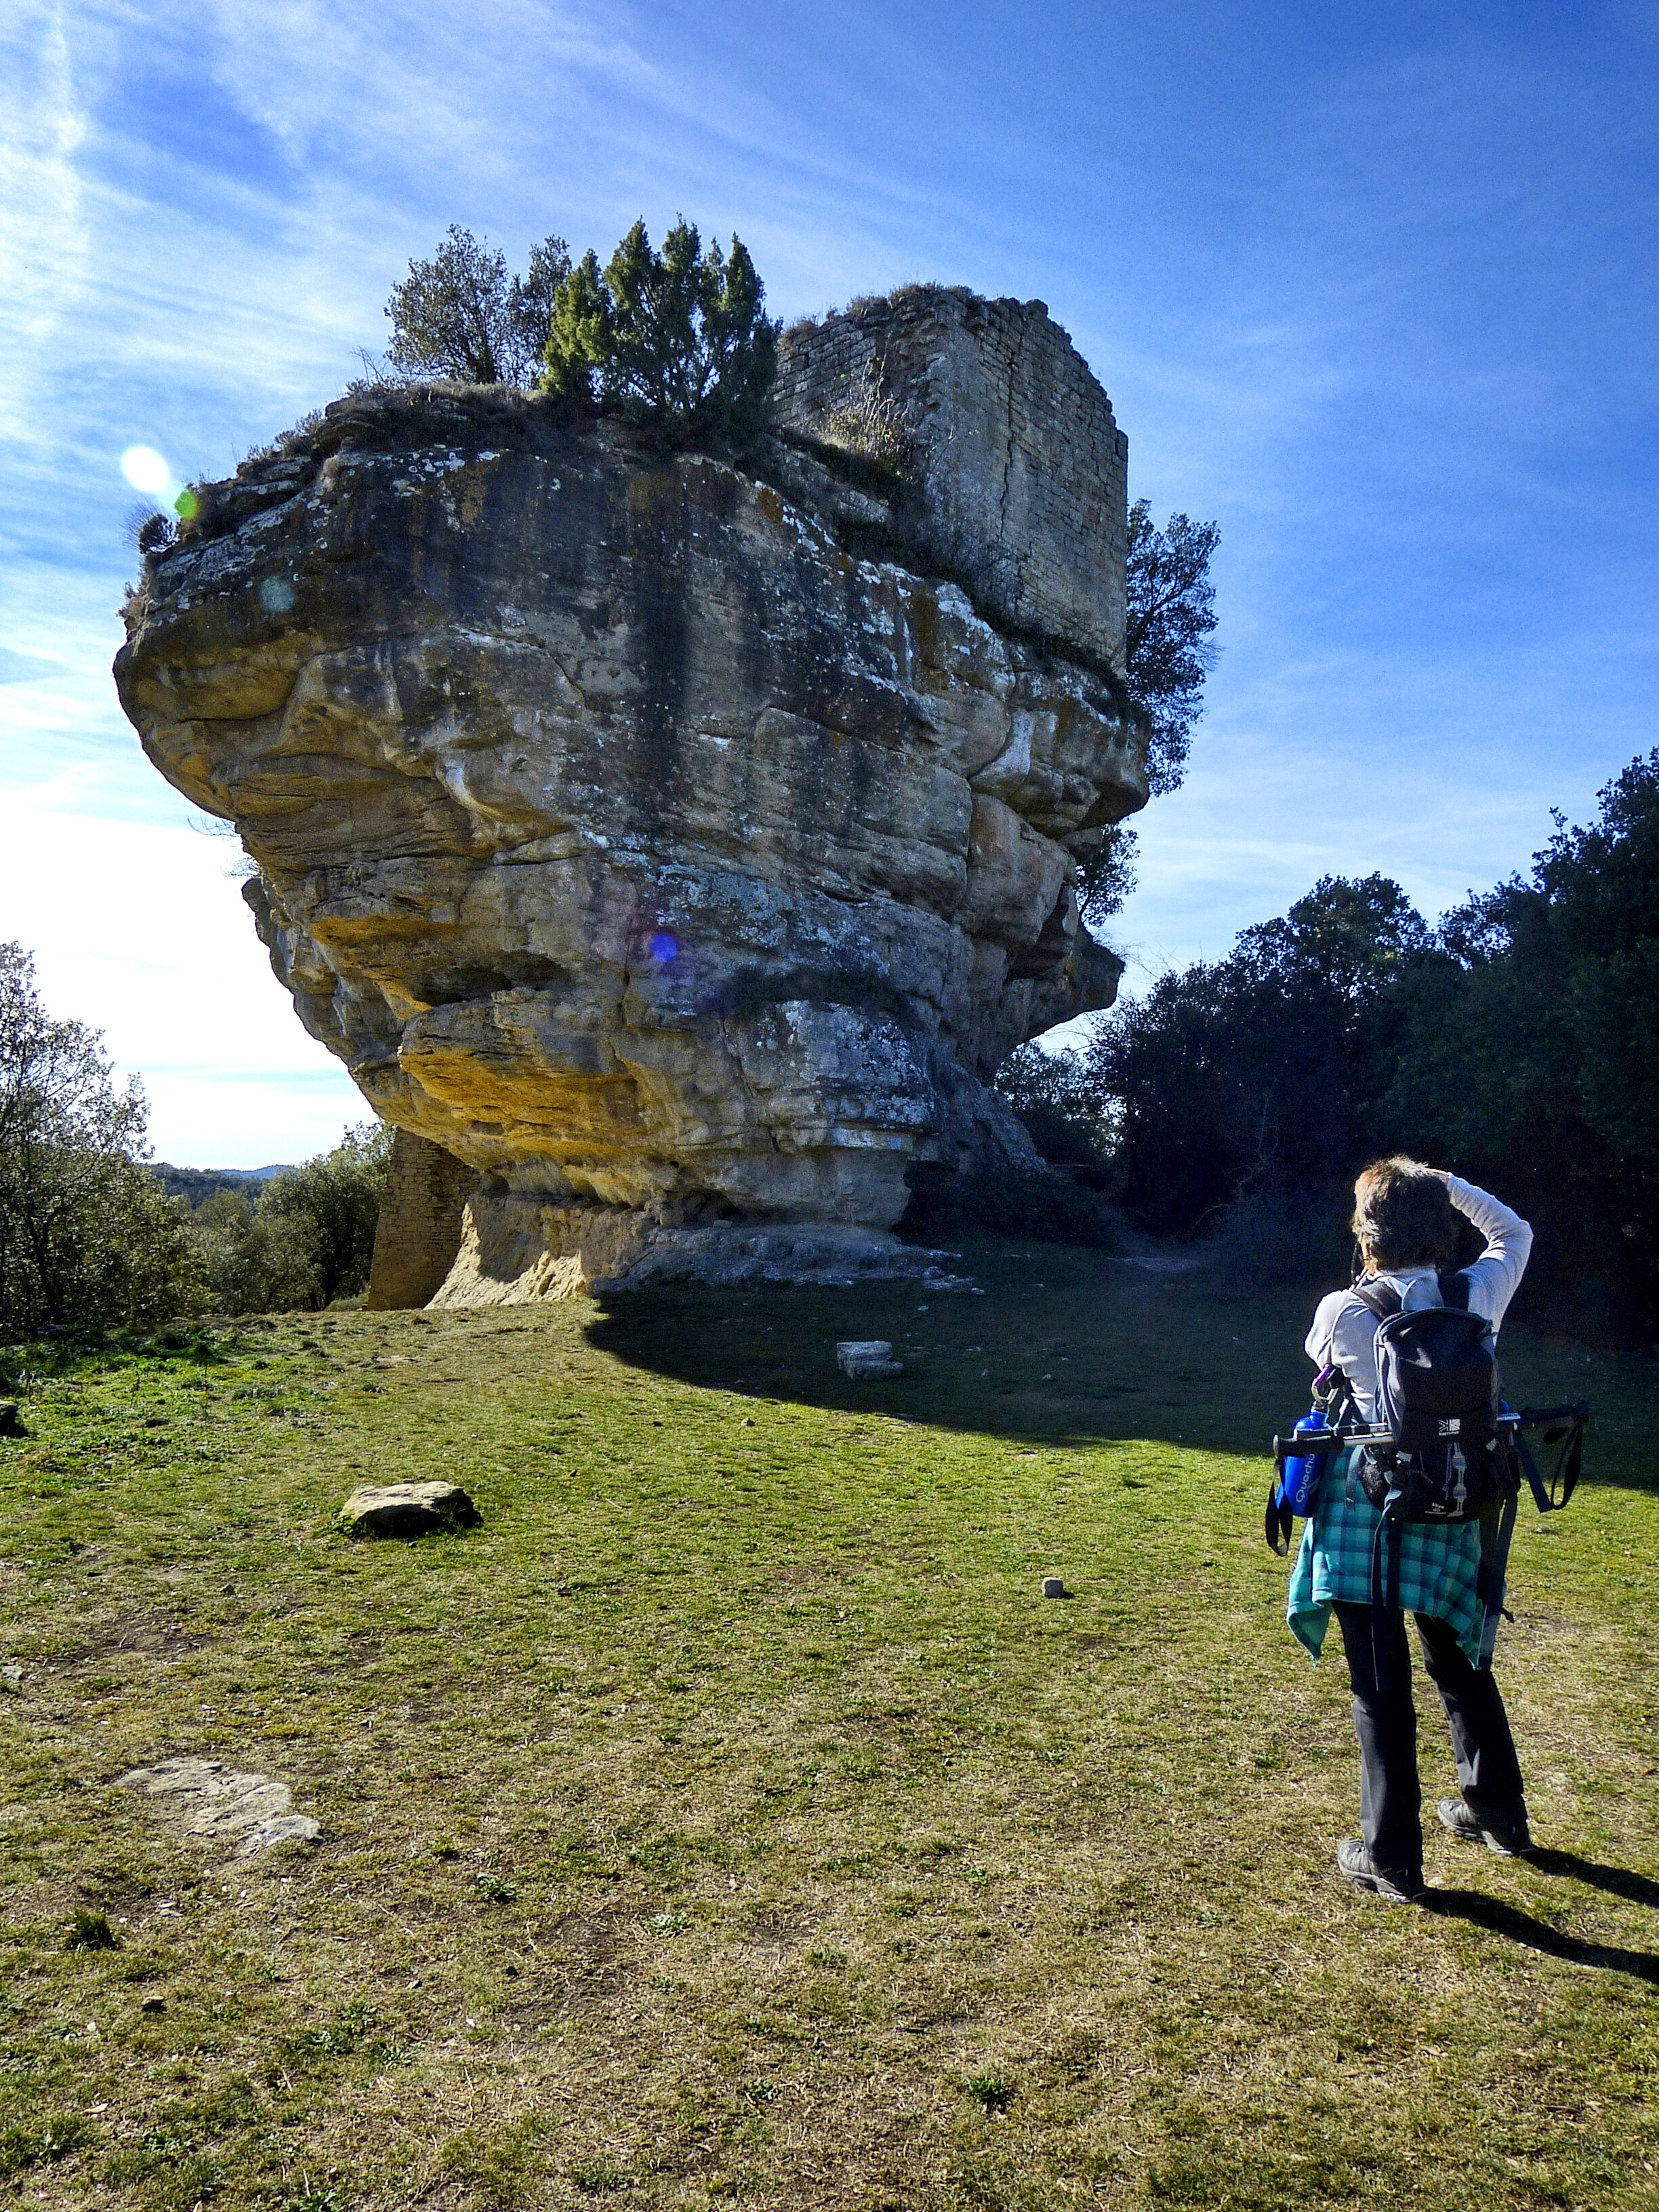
[116, 296, 1145, 1297]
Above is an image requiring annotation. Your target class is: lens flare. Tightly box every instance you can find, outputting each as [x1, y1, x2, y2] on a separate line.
[648, 931, 679, 964]
[121, 445, 171, 496]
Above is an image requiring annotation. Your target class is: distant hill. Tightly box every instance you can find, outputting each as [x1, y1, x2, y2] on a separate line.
[152, 1163, 296, 1210]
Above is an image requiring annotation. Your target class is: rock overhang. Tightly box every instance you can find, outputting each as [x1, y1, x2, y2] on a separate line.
[116, 355, 1145, 1260]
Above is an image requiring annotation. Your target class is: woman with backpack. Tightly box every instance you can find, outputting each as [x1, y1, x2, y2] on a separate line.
[1288, 1158, 1534, 1904]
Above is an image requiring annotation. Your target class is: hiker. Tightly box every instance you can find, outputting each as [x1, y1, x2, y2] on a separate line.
[1288, 1158, 1534, 1904]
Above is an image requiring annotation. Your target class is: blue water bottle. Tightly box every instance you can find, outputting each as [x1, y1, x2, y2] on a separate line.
[1277, 1412, 1332, 1519]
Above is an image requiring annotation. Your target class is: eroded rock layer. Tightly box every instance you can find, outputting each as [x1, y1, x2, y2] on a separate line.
[116, 379, 1145, 1238]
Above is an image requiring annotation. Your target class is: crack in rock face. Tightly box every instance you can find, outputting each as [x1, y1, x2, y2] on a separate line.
[115, 319, 1144, 1286]
[116, 1758, 321, 1858]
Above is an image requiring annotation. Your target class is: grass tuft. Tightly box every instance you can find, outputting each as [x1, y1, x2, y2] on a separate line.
[966, 2073, 1015, 2113]
[64, 1906, 118, 1950]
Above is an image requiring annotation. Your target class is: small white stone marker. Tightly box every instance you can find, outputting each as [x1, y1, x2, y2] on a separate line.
[836, 1340, 903, 1378]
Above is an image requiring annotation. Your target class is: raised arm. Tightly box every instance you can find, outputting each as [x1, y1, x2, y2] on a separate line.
[1444, 1172, 1532, 1327]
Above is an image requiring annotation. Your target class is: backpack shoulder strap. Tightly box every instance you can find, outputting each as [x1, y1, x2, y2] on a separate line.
[1437, 1268, 1471, 1311]
[1351, 1277, 1401, 1322]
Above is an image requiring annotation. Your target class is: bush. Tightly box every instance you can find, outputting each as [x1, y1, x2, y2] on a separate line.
[384, 226, 571, 387]
[188, 1189, 319, 1315]
[899, 1164, 1121, 1250]
[993, 1043, 1114, 1171]
[258, 1122, 391, 1306]
[816, 369, 909, 474]
[0, 945, 204, 1336]
[1200, 1187, 1352, 1289]
[186, 1124, 392, 1314]
[542, 218, 779, 448]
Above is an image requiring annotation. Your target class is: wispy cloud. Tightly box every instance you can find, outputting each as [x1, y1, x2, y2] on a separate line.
[0, 5, 89, 439]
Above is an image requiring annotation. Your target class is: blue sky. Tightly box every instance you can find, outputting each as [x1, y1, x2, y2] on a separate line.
[2, 0, 1655, 1164]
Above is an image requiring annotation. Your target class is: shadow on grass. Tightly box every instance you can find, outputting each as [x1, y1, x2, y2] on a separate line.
[583, 1237, 1327, 1457]
[1525, 1849, 1659, 1912]
[1426, 1885, 1659, 1984]
[583, 1233, 1659, 1490]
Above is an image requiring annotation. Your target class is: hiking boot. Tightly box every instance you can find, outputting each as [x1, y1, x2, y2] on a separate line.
[1336, 1838, 1426, 1905]
[1437, 1799, 1534, 1857]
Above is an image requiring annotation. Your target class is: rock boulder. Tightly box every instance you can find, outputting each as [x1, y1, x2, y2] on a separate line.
[115, 304, 1144, 1295]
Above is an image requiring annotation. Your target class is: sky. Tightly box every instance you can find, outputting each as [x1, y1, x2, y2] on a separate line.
[2, 0, 1656, 1165]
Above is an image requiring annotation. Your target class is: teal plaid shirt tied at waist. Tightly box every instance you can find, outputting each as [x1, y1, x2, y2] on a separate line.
[1286, 1447, 1486, 1667]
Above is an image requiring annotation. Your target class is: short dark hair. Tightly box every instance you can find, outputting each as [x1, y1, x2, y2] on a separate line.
[1351, 1157, 1456, 1271]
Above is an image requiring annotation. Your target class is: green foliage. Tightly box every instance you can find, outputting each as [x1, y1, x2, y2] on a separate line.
[965, 2073, 1015, 2112]
[542, 217, 779, 447]
[0, 945, 205, 1336]
[286, 2001, 371, 2064]
[993, 1044, 1114, 1170]
[187, 1187, 319, 1315]
[257, 1122, 391, 1307]
[817, 369, 909, 475]
[1075, 821, 1141, 930]
[1090, 752, 1659, 1333]
[64, 1907, 118, 1950]
[385, 225, 571, 387]
[0, 2112, 87, 2176]
[1087, 875, 1432, 1240]
[1124, 501, 1221, 799]
[186, 1124, 391, 1313]
[1078, 502, 1219, 925]
[900, 1163, 1120, 1250]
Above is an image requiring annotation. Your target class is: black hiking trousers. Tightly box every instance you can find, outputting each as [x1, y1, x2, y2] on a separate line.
[1332, 1601, 1528, 1881]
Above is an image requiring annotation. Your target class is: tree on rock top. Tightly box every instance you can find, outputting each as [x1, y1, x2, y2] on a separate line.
[542, 218, 779, 449]
[385, 226, 573, 387]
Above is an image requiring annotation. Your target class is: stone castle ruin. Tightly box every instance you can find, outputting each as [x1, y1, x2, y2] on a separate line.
[115, 286, 1146, 1303]
[773, 288, 1129, 670]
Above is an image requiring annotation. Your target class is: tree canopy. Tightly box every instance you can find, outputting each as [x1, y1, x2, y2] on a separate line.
[0, 945, 202, 1336]
[1078, 501, 1221, 925]
[1069, 749, 1659, 1336]
[384, 226, 572, 387]
[382, 218, 780, 449]
[542, 218, 779, 447]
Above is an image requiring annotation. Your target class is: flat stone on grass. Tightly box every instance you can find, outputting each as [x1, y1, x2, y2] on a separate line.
[117, 1757, 320, 1857]
[338, 1480, 481, 1538]
[836, 1340, 903, 1379]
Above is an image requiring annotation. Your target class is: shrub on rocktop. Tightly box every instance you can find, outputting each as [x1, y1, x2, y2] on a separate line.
[541, 218, 779, 448]
[384, 226, 572, 388]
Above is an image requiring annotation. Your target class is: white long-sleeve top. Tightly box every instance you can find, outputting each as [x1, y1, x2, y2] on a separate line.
[1305, 1176, 1533, 1423]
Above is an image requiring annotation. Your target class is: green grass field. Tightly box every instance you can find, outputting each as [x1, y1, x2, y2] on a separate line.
[2, 1242, 1656, 2211]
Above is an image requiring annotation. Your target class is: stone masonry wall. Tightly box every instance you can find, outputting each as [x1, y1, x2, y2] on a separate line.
[775, 289, 1128, 672]
[366, 1128, 479, 1310]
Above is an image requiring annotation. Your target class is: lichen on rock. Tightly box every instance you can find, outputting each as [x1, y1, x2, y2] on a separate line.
[116, 302, 1145, 1296]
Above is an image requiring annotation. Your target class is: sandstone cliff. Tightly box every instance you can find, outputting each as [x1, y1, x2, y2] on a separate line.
[116, 298, 1145, 1296]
